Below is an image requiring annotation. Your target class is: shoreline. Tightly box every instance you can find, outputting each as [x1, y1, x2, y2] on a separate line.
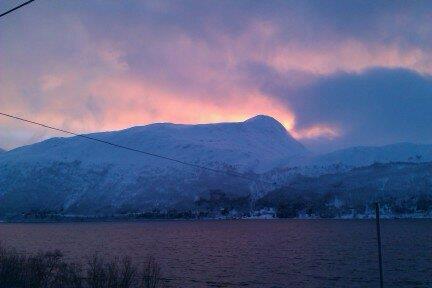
[2, 216, 432, 224]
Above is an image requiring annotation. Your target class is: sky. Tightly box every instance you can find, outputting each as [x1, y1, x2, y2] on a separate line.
[1, 0, 432, 152]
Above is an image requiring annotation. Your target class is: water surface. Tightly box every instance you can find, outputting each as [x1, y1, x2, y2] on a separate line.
[0, 219, 431, 287]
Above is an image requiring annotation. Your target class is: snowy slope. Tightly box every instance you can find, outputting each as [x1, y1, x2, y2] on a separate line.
[259, 161, 432, 218]
[0, 115, 306, 172]
[311, 143, 432, 167]
[0, 115, 307, 214]
[262, 142, 432, 188]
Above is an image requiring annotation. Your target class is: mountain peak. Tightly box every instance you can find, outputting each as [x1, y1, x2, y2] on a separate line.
[0, 115, 311, 214]
[245, 114, 279, 123]
[244, 115, 286, 130]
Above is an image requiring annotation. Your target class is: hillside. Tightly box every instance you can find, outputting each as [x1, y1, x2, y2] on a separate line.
[264, 142, 432, 185]
[0, 115, 307, 215]
[311, 143, 432, 167]
[2, 115, 432, 218]
[259, 162, 432, 218]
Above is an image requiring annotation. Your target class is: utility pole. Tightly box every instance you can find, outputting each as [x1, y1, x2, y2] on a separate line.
[375, 202, 384, 288]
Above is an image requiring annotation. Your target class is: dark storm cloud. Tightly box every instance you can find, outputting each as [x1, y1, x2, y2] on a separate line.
[250, 66, 432, 150]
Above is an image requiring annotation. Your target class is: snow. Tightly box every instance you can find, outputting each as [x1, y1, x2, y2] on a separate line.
[311, 142, 432, 167]
[260, 142, 432, 188]
[0, 115, 307, 173]
[276, 142, 432, 173]
[0, 115, 308, 213]
[1, 115, 432, 215]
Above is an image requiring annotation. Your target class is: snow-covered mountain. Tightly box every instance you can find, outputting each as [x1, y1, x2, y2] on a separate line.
[279, 142, 432, 169]
[0, 115, 307, 215]
[262, 142, 432, 188]
[1, 115, 306, 172]
[2, 113, 432, 217]
[311, 143, 432, 167]
[259, 161, 432, 218]
[0, 148, 4, 154]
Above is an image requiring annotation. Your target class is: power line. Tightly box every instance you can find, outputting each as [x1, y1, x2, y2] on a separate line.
[0, 0, 36, 19]
[0, 112, 271, 184]
[0, 0, 272, 186]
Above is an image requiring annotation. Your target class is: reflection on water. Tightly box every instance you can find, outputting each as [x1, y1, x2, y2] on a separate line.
[0, 219, 431, 287]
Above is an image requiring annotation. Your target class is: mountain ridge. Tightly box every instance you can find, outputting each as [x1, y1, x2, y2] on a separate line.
[1, 115, 307, 172]
[0, 115, 307, 215]
[2, 115, 432, 216]
[310, 142, 432, 167]
[258, 161, 432, 218]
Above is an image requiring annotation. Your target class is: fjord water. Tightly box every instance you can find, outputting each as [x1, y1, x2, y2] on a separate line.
[0, 220, 431, 287]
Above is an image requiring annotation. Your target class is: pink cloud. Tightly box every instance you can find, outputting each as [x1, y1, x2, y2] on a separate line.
[2, 2, 432, 150]
[258, 38, 430, 75]
[291, 124, 340, 140]
[88, 76, 297, 131]
[40, 74, 65, 91]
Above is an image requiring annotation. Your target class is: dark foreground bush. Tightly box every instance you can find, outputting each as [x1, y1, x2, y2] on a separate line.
[0, 246, 166, 288]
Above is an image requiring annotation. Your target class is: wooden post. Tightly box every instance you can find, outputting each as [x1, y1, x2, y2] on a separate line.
[375, 202, 384, 288]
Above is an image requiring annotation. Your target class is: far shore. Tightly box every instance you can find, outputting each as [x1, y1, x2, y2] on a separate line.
[2, 216, 432, 224]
